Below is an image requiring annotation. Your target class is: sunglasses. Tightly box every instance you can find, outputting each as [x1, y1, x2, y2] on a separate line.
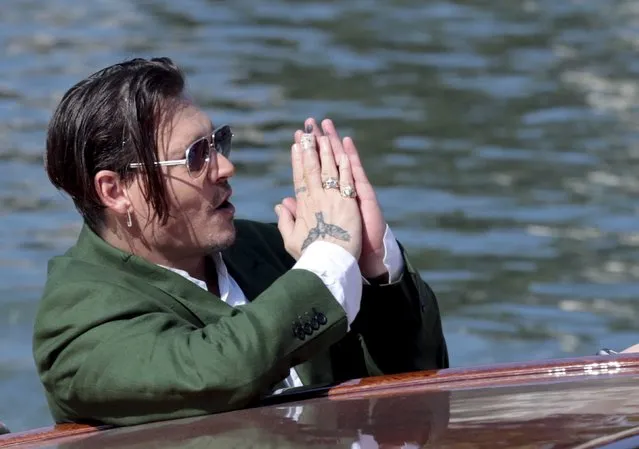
[129, 124, 233, 178]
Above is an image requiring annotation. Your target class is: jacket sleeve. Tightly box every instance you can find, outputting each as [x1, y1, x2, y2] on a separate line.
[33, 269, 347, 426]
[348, 242, 449, 375]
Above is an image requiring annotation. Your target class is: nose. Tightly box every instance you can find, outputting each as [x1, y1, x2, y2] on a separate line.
[212, 152, 235, 181]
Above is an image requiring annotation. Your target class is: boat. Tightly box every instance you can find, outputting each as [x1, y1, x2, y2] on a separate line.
[1, 353, 638, 448]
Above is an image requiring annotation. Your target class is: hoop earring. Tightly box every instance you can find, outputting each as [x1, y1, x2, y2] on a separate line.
[126, 210, 133, 228]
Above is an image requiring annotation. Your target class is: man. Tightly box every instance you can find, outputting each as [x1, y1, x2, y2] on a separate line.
[33, 57, 448, 427]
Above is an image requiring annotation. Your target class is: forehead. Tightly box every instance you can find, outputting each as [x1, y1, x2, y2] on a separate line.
[161, 103, 212, 157]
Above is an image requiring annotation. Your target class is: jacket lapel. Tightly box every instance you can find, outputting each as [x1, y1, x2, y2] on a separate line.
[73, 224, 233, 326]
[222, 242, 286, 302]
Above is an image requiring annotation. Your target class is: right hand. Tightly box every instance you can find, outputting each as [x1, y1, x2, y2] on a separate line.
[275, 128, 362, 260]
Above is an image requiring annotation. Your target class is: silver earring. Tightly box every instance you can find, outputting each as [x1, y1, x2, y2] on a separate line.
[126, 210, 133, 228]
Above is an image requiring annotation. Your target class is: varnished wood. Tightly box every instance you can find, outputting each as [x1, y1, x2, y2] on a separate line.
[329, 353, 639, 398]
[2, 353, 637, 448]
[0, 423, 107, 448]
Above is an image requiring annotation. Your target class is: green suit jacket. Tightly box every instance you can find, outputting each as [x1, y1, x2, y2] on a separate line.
[33, 219, 448, 426]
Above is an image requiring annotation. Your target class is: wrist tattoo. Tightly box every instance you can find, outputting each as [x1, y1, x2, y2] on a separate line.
[301, 212, 351, 252]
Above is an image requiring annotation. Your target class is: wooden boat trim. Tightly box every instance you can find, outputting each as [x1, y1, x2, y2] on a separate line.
[0, 423, 108, 448]
[329, 353, 639, 398]
[2, 353, 638, 448]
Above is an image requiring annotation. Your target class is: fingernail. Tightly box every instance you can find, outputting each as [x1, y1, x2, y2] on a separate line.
[274, 205, 281, 216]
[305, 124, 313, 133]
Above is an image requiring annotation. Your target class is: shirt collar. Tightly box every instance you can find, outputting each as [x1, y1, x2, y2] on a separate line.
[159, 252, 231, 301]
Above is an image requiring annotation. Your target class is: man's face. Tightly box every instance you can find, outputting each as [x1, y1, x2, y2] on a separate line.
[128, 101, 237, 260]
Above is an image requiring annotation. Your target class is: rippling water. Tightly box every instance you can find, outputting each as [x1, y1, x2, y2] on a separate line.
[1, 0, 638, 432]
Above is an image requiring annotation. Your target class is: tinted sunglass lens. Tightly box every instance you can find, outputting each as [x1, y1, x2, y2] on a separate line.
[186, 138, 209, 175]
[214, 126, 232, 157]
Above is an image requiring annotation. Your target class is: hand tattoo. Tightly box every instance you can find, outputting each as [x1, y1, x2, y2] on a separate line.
[301, 212, 351, 252]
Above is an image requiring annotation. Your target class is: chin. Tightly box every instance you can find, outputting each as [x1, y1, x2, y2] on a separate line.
[205, 222, 237, 253]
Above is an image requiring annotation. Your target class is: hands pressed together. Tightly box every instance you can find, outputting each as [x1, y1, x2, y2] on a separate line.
[273, 117, 639, 358]
[275, 118, 390, 280]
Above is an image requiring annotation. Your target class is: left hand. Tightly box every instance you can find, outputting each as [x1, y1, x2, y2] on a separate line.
[285, 118, 389, 279]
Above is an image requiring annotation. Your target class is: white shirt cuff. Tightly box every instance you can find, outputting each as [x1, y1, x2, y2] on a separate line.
[381, 224, 404, 283]
[361, 224, 405, 285]
[292, 241, 362, 329]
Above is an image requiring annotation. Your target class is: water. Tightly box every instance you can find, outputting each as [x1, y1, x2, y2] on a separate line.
[1, 0, 638, 433]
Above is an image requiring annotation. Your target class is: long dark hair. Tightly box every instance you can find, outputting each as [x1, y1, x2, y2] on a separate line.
[45, 57, 185, 231]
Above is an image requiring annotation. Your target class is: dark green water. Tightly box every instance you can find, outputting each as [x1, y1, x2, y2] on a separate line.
[1, 0, 638, 431]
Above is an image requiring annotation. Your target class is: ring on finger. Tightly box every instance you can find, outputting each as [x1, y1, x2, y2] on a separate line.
[322, 177, 340, 190]
[340, 184, 357, 198]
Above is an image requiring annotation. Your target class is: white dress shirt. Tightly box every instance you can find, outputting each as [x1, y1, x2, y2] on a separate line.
[162, 224, 404, 388]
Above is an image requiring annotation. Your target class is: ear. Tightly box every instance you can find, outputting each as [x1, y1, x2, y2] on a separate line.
[94, 170, 130, 215]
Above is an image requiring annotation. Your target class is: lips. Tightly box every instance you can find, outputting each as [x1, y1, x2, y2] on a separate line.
[215, 188, 233, 210]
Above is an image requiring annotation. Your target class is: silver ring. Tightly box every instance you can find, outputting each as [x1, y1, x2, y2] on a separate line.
[322, 177, 340, 190]
[341, 185, 357, 198]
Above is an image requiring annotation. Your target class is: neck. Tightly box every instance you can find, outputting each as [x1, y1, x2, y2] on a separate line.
[100, 223, 208, 281]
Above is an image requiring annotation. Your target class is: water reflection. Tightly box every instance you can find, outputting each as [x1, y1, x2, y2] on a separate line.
[53, 392, 451, 449]
[2, 0, 639, 432]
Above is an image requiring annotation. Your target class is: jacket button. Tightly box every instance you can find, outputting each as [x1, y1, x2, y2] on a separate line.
[313, 308, 327, 326]
[302, 321, 313, 335]
[305, 312, 320, 330]
[294, 326, 306, 341]
[292, 322, 305, 341]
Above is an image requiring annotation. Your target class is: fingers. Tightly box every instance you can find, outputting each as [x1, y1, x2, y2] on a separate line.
[342, 136, 370, 184]
[342, 136, 376, 201]
[304, 118, 324, 141]
[321, 118, 370, 197]
[301, 133, 323, 195]
[294, 118, 323, 147]
[275, 204, 294, 238]
[338, 154, 356, 199]
[291, 143, 307, 198]
[318, 136, 339, 187]
[321, 119, 346, 161]
[282, 119, 363, 260]
[293, 118, 364, 196]
[281, 197, 297, 217]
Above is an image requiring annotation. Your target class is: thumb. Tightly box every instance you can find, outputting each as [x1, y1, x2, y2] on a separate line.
[275, 204, 294, 237]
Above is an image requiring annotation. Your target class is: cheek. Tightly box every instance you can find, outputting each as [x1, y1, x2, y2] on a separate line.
[127, 180, 174, 226]
[161, 177, 215, 226]
[130, 175, 212, 231]
[166, 179, 207, 212]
